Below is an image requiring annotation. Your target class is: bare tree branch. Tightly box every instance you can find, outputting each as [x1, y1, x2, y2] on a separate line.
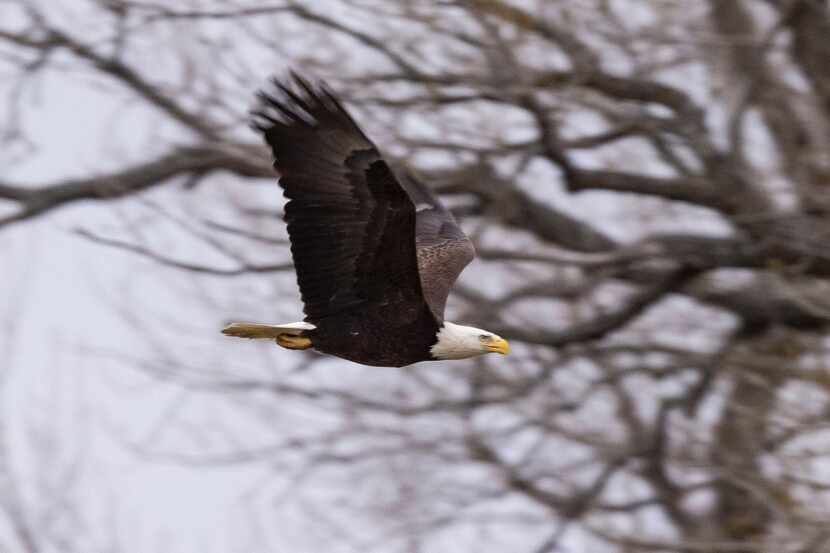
[0, 144, 270, 228]
[73, 228, 293, 276]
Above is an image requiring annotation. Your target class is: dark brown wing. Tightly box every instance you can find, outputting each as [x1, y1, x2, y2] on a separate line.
[399, 172, 476, 322]
[252, 74, 428, 322]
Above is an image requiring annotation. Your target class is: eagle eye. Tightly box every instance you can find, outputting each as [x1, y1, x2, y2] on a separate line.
[478, 334, 490, 341]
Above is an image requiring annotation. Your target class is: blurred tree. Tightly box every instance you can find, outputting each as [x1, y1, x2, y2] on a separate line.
[3, 0, 830, 551]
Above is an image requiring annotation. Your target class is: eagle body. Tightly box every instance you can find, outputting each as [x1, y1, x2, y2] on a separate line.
[222, 74, 508, 367]
[308, 303, 438, 367]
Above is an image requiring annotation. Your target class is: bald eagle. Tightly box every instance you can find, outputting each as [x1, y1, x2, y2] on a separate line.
[222, 74, 509, 367]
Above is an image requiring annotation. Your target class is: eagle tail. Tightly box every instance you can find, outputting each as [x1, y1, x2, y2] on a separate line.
[221, 321, 315, 340]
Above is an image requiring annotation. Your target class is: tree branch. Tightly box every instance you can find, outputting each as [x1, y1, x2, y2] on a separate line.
[0, 144, 271, 228]
[492, 267, 700, 347]
[73, 229, 292, 276]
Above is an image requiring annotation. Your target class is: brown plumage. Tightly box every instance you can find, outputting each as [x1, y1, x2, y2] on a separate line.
[223, 73, 508, 367]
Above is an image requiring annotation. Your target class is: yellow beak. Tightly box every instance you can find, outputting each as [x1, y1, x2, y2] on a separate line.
[487, 337, 510, 355]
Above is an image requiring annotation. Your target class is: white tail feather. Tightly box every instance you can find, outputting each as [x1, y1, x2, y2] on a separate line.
[222, 321, 315, 339]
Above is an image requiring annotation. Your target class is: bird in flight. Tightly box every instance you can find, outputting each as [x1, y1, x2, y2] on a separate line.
[222, 73, 509, 367]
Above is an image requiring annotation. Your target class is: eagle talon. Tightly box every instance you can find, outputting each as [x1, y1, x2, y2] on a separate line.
[276, 333, 312, 350]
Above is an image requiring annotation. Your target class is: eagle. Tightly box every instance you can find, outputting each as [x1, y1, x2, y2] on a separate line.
[222, 74, 509, 367]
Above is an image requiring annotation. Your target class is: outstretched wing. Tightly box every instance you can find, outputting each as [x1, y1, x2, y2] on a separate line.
[252, 74, 428, 322]
[399, 172, 476, 321]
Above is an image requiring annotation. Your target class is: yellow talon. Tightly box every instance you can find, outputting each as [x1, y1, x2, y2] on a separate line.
[276, 333, 312, 350]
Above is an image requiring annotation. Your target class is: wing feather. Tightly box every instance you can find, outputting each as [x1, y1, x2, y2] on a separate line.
[399, 173, 476, 321]
[253, 75, 428, 322]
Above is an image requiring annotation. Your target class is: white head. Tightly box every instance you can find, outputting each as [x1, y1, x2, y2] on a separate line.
[430, 322, 510, 360]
